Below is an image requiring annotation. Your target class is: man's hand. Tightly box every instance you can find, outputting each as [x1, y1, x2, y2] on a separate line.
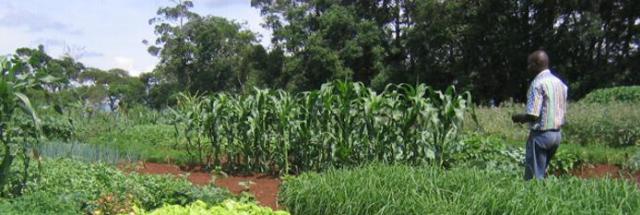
[511, 113, 537, 124]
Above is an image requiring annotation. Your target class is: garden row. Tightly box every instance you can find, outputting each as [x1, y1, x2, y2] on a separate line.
[0, 158, 287, 215]
[280, 164, 640, 215]
[166, 81, 472, 174]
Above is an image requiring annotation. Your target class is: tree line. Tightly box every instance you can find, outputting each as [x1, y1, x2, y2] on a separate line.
[7, 0, 639, 109]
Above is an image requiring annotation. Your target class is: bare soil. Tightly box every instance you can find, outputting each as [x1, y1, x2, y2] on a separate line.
[127, 162, 640, 211]
[133, 162, 281, 209]
[570, 163, 640, 185]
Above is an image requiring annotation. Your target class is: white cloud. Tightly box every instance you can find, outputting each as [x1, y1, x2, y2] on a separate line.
[31, 38, 67, 48]
[112, 56, 155, 77]
[1, 0, 270, 77]
[114, 56, 135, 71]
[195, 0, 249, 8]
[0, 27, 32, 55]
[0, 1, 81, 35]
[82, 51, 104, 58]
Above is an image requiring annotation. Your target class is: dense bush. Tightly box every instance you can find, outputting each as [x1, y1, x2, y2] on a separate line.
[134, 200, 290, 215]
[280, 164, 640, 215]
[581, 86, 640, 104]
[0, 159, 231, 214]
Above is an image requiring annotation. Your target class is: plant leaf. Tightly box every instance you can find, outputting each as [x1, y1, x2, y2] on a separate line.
[14, 92, 41, 130]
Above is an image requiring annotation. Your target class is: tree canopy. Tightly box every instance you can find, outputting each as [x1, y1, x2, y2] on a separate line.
[6, 0, 638, 108]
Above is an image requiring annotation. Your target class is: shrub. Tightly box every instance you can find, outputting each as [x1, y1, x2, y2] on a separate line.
[133, 200, 290, 215]
[452, 134, 524, 172]
[0, 159, 231, 214]
[454, 134, 580, 174]
[581, 86, 640, 104]
[623, 150, 640, 171]
[280, 164, 640, 215]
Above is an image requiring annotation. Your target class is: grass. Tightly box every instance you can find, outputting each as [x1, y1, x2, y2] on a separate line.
[467, 102, 640, 146]
[501, 137, 637, 166]
[561, 144, 637, 166]
[280, 164, 640, 215]
[466, 101, 640, 167]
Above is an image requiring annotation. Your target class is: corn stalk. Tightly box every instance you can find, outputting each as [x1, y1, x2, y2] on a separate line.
[170, 81, 472, 175]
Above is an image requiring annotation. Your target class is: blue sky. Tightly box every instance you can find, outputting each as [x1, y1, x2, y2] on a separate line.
[0, 0, 271, 76]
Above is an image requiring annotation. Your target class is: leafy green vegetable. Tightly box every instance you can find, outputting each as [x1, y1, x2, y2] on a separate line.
[133, 200, 290, 215]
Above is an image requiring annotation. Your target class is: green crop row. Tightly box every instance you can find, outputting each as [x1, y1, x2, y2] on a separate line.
[133, 200, 289, 215]
[0, 158, 232, 214]
[169, 81, 473, 174]
[279, 164, 640, 215]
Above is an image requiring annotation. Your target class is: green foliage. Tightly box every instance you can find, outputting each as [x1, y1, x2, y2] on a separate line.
[79, 120, 189, 164]
[170, 81, 471, 174]
[454, 133, 580, 174]
[563, 102, 640, 146]
[279, 164, 640, 215]
[1, 53, 67, 196]
[581, 86, 640, 104]
[0, 158, 232, 214]
[134, 199, 289, 215]
[76, 68, 145, 111]
[40, 114, 75, 141]
[253, 0, 640, 101]
[623, 150, 640, 172]
[469, 102, 640, 147]
[561, 143, 636, 166]
[550, 150, 581, 174]
[145, 0, 263, 95]
[453, 134, 524, 172]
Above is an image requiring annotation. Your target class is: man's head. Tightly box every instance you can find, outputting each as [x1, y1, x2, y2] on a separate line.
[527, 50, 549, 74]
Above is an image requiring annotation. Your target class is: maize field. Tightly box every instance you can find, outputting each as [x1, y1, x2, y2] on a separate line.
[170, 81, 473, 175]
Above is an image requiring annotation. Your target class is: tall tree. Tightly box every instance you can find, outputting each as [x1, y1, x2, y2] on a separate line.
[252, 0, 391, 91]
[252, 0, 639, 102]
[146, 0, 259, 94]
[77, 68, 144, 111]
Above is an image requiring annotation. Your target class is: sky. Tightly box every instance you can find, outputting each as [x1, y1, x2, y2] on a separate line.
[0, 0, 271, 76]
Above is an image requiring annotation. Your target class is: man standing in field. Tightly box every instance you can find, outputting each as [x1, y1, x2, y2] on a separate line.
[512, 50, 568, 180]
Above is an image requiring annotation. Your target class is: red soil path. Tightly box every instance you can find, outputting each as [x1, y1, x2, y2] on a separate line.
[128, 162, 640, 211]
[134, 162, 281, 210]
[571, 164, 640, 185]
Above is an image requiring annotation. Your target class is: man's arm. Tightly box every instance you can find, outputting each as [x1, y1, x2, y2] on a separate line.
[514, 81, 543, 124]
[511, 113, 538, 124]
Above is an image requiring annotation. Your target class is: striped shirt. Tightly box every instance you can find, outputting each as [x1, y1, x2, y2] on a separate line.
[526, 69, 568, 130]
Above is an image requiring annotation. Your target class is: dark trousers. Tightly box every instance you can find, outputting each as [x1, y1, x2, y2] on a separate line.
[524, 130, 562, 180]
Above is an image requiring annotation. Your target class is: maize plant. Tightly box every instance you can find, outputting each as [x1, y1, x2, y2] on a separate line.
[0, 55, 62, 196]
[170, 80, 473, 175]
